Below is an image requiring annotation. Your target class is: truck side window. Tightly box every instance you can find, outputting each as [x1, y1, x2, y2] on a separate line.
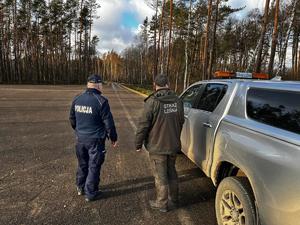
[247, 88, 300, 135]
[181, 85, 202, 109]
[197, 84, 228, 112]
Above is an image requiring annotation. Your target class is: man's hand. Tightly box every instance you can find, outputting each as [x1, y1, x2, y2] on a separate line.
[111, 141, 118, 148]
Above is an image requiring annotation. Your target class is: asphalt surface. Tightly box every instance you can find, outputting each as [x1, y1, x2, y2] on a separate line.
[0, 84, 217, 225]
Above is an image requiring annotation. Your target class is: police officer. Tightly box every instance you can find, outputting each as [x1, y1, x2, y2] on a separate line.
[135, 74, 184, 212]
[69, 74, 118, 202]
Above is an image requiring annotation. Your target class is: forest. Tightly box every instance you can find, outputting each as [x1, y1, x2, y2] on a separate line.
[0, 0, 100, 84]
[1, 0, 300, 91]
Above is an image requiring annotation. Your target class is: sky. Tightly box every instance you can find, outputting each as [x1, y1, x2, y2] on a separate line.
[93, 0, 265, 54]
[92, 0, 155, 54]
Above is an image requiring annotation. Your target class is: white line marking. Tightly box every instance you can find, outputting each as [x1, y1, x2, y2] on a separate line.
[112, 83, 152, 219]
[112, 83, 194, 225]
[112, 83, 137, 131]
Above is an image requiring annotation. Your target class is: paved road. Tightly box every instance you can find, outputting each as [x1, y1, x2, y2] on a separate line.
[0, 84, 217, 225]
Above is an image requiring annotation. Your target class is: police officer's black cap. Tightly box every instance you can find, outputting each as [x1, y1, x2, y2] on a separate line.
[87, 74, 102, 83]
[154, 74, 169, 87]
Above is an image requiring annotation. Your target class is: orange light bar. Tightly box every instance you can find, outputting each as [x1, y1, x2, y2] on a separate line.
[253, 73, 269, 80]
[214, 71, 269, 80]
[215, 71, 235, 78]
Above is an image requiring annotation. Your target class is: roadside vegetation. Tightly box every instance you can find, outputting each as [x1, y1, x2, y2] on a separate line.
[124, 84, 154, 96]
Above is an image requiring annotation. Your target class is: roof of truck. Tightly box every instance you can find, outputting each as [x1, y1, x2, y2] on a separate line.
[193, 79, 300, 86]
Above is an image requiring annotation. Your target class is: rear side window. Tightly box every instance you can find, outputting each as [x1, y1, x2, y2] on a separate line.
[247, 88, 300, 135]
[197, 84, 228, 112]
[181, 85, 202, 109]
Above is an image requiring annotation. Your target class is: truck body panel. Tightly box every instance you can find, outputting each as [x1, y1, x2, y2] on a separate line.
[180, 79, 300, 225]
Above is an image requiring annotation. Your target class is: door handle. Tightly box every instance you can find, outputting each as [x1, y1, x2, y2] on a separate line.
[203, 123, 212, 128]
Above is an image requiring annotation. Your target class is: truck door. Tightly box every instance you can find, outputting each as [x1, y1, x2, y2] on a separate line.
[185, 83, 228, 170]
[180, 84, 204, 152]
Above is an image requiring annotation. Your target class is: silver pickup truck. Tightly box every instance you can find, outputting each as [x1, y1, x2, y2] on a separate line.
[180, 79, 300, 225]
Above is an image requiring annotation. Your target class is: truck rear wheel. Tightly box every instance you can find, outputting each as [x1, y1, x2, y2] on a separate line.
[215, 177, 257, 225]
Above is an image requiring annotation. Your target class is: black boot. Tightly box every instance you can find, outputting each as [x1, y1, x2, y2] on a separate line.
[77, 187, 85, 196]
[85, 190, 103, 202]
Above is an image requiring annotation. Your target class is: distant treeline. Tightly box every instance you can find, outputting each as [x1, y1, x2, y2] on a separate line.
[0, 0, 101, 84]
[1, 0, 300, 87]
[101, 0, 300, 92]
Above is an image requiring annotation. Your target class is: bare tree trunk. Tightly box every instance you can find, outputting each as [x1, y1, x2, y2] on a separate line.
[298, 46, 300, 79]
[160, 22, 165, 74]
[199, 35, 205, 74]
[203, 0, 213, 80]
[68, 29, 72, 84]
[190, 29, 199, 80]
[79, 0, 84, 79]
[268, 0, 280, 76]
[153, 0, 159, 83]
[208, 0, 220, 79]
[184, 0, 192, 90]
[255, 0, 270, 73]
[292, 0, 299, 80]
[89, 10, 93, 68]
[277, 0, 298, 76]
[292, 29, 299, 78]
[13, 0, 18, 83]
[167, 0, 173, 76]
[158, 0, 165, 74]
[175, 70, 179, 92]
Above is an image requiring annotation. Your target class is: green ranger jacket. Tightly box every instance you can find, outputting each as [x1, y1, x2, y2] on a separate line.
[135, 88, 185, 154]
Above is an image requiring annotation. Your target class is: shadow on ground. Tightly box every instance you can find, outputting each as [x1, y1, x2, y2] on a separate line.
[100, 167, 216, 208]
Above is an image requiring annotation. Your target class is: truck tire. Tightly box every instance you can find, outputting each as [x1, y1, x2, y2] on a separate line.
[215, 177, 257, 225]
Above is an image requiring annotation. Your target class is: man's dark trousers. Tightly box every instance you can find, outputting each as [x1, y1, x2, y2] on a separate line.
[149, 154, 179, 208]
[76, 139, 105, 199]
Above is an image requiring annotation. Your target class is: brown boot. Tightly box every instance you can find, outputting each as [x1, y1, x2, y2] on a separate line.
[149, 200, 168, 212]
[150, 184, 168, 212]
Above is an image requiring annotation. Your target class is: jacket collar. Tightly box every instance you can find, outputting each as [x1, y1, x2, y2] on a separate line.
[86, 88, 102, 95]
[144, 88, 172, 102]
[154, 88, 171, 97]
[155, 87, 170, 93]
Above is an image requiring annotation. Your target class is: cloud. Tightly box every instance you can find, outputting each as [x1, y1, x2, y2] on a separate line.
[92, 0, 154, 54]
[228, 0, 264, 10]
[227, 0, 265, 18]
[128, 0, 155, 21]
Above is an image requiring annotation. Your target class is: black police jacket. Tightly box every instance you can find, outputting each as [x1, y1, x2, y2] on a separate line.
[69, 88, 117, 142]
